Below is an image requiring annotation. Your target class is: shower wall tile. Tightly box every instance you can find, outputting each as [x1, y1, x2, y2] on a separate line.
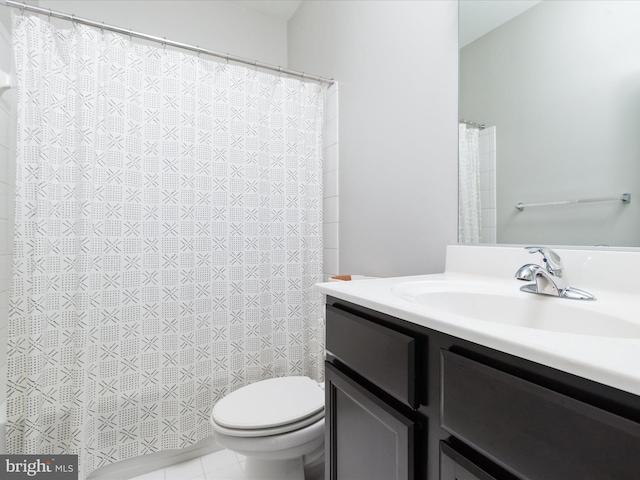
[481, 207, 496, 228]
[323, 169, 338, 198]
[480, 171, 490, 191]
[479, 127, 495, 155]
[324, 118, 338, 148]
[323, 248, 338, 278]
[479, 152, 492, 173]
[325, 88, 338, 121]
[0, 19, 13, 406]
[323, 222, 338, 249]
[323, 83, 339, 282]
[324, 144, 338, 173]
[323, 195, 338, 224]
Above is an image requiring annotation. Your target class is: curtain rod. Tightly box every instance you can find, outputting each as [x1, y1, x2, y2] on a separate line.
[459, 119, 485, 130]
[2, 0, 335, 85]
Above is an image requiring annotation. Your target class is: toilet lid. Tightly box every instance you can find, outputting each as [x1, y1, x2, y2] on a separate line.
[212, 376, 324, 430]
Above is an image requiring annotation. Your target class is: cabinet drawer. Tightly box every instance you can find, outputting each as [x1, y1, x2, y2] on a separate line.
[440, 441, 518, 480]
[441, 350, 640, 480]
[326, 304, 417, 408]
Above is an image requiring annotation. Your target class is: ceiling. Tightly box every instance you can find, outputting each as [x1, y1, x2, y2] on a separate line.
[458, 0, 542, 48]
[223, 0, 303, 21]
[225, 1, 543, 40]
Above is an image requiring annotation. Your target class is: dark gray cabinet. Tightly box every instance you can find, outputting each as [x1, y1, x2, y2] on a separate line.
[441, 350, 640, 479]
[325, 363, 415, 480]
[325, 296, 640, 480]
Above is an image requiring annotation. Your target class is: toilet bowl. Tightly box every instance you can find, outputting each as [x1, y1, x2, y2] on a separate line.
[210, 376, 325, 480]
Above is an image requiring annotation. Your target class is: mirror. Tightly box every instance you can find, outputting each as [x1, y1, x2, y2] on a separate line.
[459, 0, 640, 247]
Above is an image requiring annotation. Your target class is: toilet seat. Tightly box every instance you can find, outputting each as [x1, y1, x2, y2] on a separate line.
[211, 376, 325, 438]
[211, 409, 325, 437]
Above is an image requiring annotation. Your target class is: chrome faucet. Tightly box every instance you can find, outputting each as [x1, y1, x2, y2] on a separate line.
[515, 246, 595, 300]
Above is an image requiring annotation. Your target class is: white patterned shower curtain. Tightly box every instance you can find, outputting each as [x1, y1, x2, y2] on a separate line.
[458, 124, 482, 243]
[8, 15, 325, 479]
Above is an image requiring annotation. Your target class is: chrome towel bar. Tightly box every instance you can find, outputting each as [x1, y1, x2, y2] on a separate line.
[516, 193, 630, 211]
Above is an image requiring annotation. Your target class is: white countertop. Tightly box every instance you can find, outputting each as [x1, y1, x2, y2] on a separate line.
[317, 245, 640, 397]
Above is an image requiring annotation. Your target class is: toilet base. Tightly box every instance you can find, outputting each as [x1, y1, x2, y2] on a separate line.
[302, 453, 325, 480]
[211, 416, 325, 480]
[244, 457, 304, 480]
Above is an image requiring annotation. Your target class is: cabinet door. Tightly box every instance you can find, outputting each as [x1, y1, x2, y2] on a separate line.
[325, 362, 415, 480]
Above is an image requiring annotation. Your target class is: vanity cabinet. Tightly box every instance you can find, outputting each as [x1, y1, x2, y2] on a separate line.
[325, 296, 640, 480]
[324, 304, 421, 480]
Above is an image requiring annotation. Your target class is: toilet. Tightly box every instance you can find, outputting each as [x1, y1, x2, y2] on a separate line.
[210, 376, 325, 480]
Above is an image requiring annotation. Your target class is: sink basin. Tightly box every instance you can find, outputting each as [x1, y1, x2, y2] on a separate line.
[391, 281, 640, 338]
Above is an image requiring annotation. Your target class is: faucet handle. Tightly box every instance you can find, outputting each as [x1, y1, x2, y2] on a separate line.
[525, 246, 563, 277]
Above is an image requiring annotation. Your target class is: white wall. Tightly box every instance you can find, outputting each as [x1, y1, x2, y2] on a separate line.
[36, 0, 288, 66]
[288, 0, 459, 278]
[460, 1, 640, 247]
[0, 7, 14, 406]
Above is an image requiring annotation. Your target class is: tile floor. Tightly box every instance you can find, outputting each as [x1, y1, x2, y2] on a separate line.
[129, 449, 245, 480]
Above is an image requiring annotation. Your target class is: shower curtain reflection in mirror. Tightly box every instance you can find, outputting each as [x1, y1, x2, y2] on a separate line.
[458, 123, 482, 243]
[458, 125, 497, 244]
[8, 15, 325, 480]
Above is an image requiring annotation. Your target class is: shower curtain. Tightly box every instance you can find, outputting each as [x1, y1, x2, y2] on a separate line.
[8, 15, 325, 479]
[458, 124, 482, 243]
